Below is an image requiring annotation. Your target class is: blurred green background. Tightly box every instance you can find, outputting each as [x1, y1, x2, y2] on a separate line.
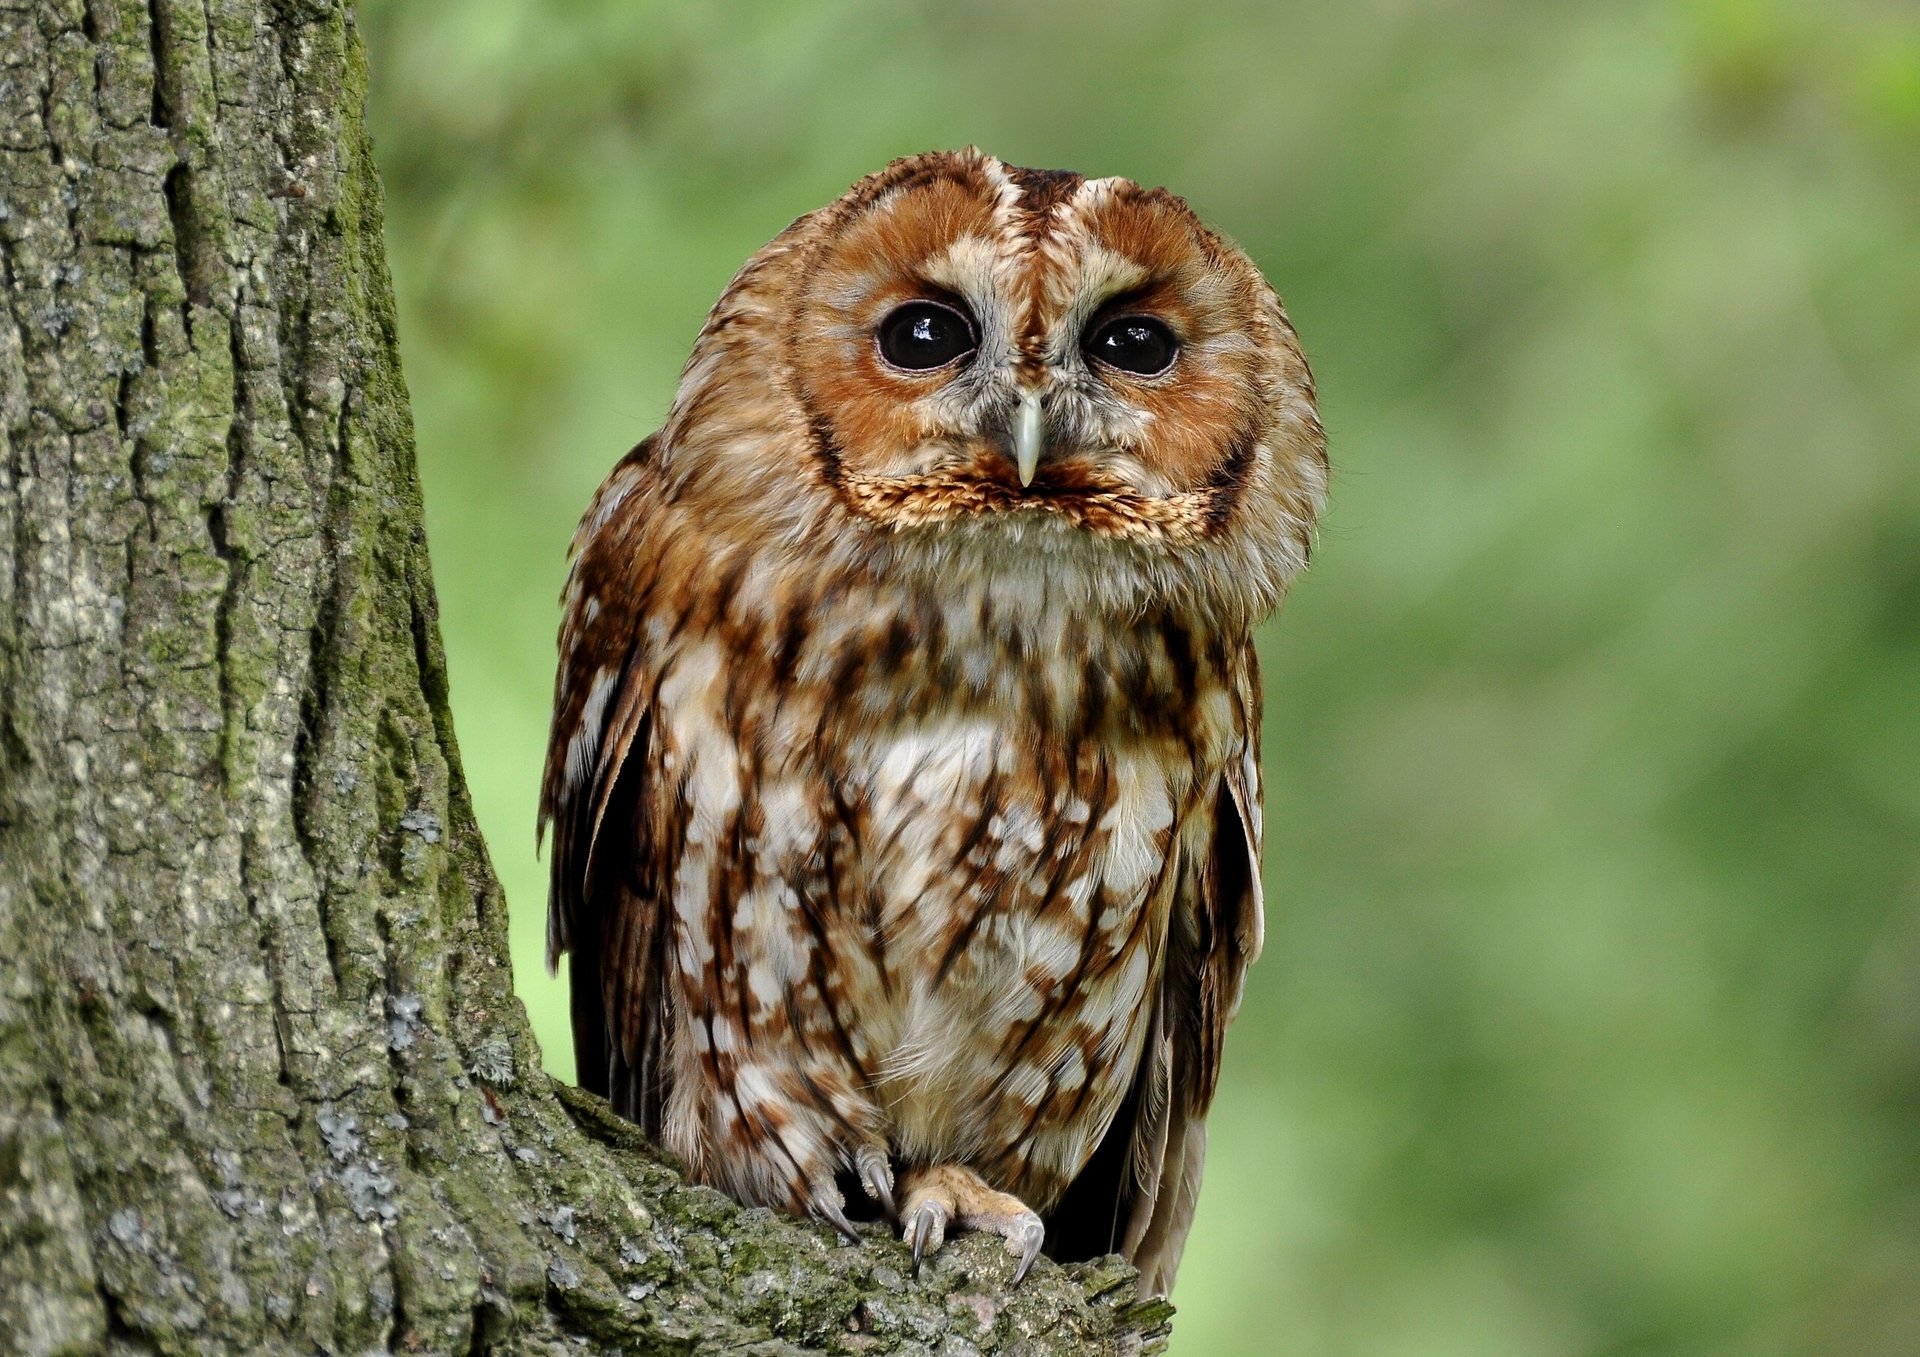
[359, 1, 1920, 1352]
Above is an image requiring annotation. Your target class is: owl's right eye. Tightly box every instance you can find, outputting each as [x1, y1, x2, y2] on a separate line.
[876, 301, 978, 372]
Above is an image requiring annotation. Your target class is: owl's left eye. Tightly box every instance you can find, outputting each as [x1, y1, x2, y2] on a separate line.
[877, 301, 978, 372]
[1086, 316, 1179, 376]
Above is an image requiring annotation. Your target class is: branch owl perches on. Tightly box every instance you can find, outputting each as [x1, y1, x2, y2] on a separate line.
[539, 147, 1326, 1298]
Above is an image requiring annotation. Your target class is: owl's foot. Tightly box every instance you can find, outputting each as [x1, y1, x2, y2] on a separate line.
[898, 1163, 1046, 1284]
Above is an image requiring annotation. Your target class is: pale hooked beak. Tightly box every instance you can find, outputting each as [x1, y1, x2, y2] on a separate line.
[1013, 388, 1045, 487]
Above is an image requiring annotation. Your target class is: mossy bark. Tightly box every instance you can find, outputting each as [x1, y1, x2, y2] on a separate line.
[0, 2, 1172, 1353]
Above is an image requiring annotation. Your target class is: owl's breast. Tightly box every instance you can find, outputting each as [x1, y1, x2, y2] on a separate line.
[652, 565, 1242, 1208]
[828, 669, 1221, 1207]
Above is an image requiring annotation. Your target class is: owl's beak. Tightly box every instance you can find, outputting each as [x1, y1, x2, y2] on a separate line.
[1013, 389, 1046, 487]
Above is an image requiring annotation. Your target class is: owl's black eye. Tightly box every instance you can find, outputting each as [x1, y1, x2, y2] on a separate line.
[877, 301, 978, 371]
[1086, 316, 1178, 376]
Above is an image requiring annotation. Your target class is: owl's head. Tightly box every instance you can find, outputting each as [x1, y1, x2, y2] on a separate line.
[655, 148, 1325, 625]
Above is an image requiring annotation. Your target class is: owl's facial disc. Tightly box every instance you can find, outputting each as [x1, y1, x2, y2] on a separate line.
[777, 152, 1315, 551]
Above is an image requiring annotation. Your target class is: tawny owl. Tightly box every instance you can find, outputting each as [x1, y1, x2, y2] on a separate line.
[540, 148, 1325, 1297]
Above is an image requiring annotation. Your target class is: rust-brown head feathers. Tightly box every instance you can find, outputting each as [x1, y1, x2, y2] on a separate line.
[542, 149, 1325, 1299]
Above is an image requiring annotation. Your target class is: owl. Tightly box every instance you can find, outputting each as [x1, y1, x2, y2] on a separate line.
[539, 148, 1325, 1297]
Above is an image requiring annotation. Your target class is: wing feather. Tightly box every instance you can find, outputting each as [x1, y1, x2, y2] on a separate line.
[538, 438, 673, 1131]
[1048, 653, 1265, 1296]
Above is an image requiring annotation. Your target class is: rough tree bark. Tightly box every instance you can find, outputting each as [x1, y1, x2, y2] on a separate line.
[0, 2, 1175, 1353]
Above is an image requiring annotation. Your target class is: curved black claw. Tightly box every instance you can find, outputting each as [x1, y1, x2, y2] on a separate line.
[1010, 1219, 1045, 1285]
[856, 1147, 896, 1218]
[906, 1202, 945, 1277]
[812, 1195, 861, 1245]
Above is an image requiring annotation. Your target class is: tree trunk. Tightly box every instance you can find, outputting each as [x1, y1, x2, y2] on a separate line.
[0, 2, 1173, 1353]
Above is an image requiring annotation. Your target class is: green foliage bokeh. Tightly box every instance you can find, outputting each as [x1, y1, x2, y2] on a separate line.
[361, 2, 1920, 1352]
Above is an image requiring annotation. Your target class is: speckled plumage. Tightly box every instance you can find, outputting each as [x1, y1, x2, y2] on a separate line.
[540, 149, 1325, 1296]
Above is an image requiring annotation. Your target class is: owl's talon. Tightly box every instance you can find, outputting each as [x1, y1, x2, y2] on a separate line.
[1009, 1215, 1046, 1284]
[905, 1198, 948, 1276]
[856, 1146, 896, 1217]
[809, 1186, 862, 1245]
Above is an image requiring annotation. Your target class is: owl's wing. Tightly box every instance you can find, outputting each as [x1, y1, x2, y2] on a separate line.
[1047, 656, 1265, 1297]
[538, 437, 674, 1133]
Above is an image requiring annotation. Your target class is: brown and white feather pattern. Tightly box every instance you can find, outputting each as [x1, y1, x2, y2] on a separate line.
[540, 149, 1325, 1297]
